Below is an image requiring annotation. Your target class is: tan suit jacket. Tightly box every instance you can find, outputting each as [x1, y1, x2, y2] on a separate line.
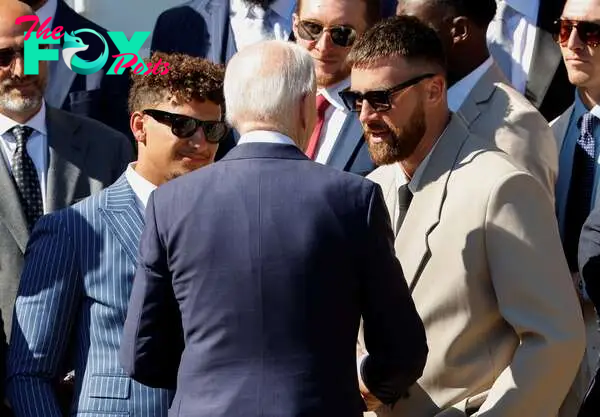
[456, 62, 558, 202]
[365, 115, 585, 417]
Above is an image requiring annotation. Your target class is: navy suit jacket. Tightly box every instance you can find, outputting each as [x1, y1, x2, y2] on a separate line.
[580, 207, 600, 310]
[578, 207, 600, 417]
[48, 0, 132, 142]
[120, 142, 427, 417]
[7, 176, 173, 417]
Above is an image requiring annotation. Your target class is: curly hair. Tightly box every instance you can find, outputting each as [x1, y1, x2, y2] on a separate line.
[128, 52, 225, 114]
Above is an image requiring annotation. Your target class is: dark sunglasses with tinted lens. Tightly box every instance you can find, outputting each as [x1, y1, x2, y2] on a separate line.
[339, 73, 436, 113]
[296, 19, 357, 47]
[142, 109, 229, 143]
[0, 47, 24, 67]
[553, 19, 600, 47]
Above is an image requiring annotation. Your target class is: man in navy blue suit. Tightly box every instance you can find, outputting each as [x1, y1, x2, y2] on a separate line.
[120, 40, 428, 417]
[7, 52, 228, 417]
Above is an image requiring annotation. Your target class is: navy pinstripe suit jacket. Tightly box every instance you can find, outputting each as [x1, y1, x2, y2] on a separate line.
[7, 175, 173, 416]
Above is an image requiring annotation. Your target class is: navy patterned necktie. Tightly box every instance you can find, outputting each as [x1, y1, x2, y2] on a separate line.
[564, 112, 598, 271]
[10, 125, 43, 230]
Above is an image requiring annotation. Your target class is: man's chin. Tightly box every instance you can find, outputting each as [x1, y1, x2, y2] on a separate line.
[0, 94, 42, 114]
[316, 69, 350, 89]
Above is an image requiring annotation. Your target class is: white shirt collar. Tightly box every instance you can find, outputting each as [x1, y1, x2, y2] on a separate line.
[319, 78, 351, 112]
[125, 163, 157, 211]
[0, 101, 48, 137]
[505, 0, 540, 22]
[238, 130, 297, 146]
[230, 0, 295, 19]
[447, 57, 494, 112]
[36, 0, 58, 26]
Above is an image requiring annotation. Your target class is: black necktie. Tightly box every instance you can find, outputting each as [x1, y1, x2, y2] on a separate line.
[10, 125, 43, 230]
[564, 112, 598, 271]
[396, 184, 413, 235]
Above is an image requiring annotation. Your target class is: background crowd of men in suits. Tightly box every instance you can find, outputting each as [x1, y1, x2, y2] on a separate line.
[1, 0, 600, 415]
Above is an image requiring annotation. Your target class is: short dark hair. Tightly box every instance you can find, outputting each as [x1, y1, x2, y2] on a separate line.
[296, 0, 381, 27]
[428, 0, 497, 28]
[128, 52, 225, 114]
[347, 15, 446, 71]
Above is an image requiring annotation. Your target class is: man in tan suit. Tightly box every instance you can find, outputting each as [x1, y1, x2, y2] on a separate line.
[341, 15, 586, 416]
[397, 0, 558, 202]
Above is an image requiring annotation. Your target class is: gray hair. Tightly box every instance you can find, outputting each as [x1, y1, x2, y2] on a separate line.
[224, 40, 316, 132]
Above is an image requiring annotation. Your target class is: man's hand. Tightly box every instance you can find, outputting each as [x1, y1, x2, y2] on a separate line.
[361, 388, 383, 411]
[358, 355, 383, 411]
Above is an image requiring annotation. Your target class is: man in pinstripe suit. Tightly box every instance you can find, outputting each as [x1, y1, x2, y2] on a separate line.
[6, 52, 228, 417]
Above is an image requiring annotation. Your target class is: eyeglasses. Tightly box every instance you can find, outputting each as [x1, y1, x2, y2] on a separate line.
[142, 109, 229, 143]
[553, 19, 600, 47]
[296, 19, 358, 47]
[339, 73, 436, 113]
[0, 47, 24, 67]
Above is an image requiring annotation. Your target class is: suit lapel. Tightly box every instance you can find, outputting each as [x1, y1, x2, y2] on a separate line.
[326, 113, 364, 170]
[45, 107, 87, 212]
[99, 175, 144, 264]
[525, 29, 562, 108]
[551, 104, 574, 154]
[0, 156, 29, 252]
[192, 0, 232, 63]
[457, 63, 505, 128]
[396, 116, 471, 290]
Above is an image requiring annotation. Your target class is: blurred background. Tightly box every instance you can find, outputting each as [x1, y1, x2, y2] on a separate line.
[63, 0, 187, 56]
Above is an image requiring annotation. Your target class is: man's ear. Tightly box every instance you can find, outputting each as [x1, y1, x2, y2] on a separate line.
[299, 93, 309, 130]
[426, 74, 446, 105]
[450, 16, 470, 44]
[130, 111, 146, 144]
[292, 13, 300, 40]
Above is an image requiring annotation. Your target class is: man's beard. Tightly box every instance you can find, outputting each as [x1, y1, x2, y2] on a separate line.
[316, 65, 351, 89]
[365, 101, 426, 166]
[242, 0, 277, 8]
[0, 81, 44, 114]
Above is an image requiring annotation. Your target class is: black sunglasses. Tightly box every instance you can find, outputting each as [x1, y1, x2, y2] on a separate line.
[142, 109, 229, 144]
[296, 19, 357, 47]
[0, 47, 24, 67]
[339, 73, 436, 113]
[553, 19, 600, 47]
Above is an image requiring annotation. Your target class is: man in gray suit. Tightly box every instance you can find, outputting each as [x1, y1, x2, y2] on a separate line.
[397, 0, 558, 202]
[0, 0, 132, 337]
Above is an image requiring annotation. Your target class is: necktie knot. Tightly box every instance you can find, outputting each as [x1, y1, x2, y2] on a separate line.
[580, 112, 599, 137]
[10, 125, 34, 147]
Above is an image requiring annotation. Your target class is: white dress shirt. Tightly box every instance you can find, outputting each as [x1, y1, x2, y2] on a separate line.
[124, 163, 157, 212]
[230, 0, 295, 51]
[238, 130, 296, 146]
[314, 78, 351, 164]
[0, 103, 49, 213]
[36, 0, 58, 25]
[447, 57, 494, 112]
[487, 0, 539, 93]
